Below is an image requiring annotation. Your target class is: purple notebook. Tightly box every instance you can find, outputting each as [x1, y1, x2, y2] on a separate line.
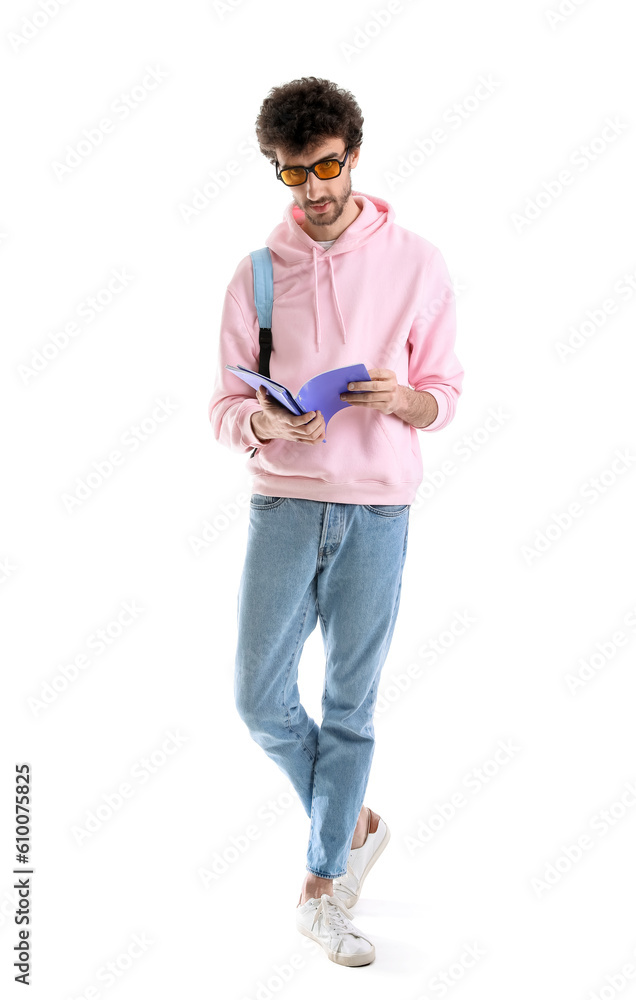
[226, 362, 371, 442]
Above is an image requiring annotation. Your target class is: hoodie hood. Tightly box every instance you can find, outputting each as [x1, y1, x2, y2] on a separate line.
[265, 191, 394, 353]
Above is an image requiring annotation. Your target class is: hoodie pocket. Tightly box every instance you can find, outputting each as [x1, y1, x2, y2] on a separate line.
[375, 413, 406, 476]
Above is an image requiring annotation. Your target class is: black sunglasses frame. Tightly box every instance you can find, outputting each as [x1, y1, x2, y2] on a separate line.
[275, 147, 350, 186]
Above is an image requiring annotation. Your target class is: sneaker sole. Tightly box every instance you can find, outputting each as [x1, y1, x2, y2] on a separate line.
[296, 922, 375, 967]
[335, 821, 391, 909]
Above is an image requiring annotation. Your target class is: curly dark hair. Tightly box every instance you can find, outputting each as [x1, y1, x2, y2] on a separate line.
[255, 76, 364, 165]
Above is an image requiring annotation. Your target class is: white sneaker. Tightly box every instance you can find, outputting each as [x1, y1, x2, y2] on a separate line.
[295, 892, 375, 967]
[332, 810, 390, 909]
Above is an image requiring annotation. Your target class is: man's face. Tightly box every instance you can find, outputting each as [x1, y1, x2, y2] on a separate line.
[274, 138, 358, 228]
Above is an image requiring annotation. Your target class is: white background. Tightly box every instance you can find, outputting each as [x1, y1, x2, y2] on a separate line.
[2, 0, 636, 995]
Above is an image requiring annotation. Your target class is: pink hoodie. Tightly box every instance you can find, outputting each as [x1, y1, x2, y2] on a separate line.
[208, 190, 464, 504]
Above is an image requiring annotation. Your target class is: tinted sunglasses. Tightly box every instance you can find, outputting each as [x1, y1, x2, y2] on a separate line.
[275, 148, 349, 186]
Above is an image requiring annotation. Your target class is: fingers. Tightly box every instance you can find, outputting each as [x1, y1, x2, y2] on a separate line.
[257, 388, 311, 422]
[295, 410, 325, 443]
[255, 390, 325, 442]
[292, 409, 316, 424]
[288, 409, 321, 429]
[301, 425, 325, 443]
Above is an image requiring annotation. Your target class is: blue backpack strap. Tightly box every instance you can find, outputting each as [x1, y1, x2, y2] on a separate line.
[248, 248, 273, 458]
[250, 247, 273, 331]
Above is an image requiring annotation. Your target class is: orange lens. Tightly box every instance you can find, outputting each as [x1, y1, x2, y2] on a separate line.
[314, 159, 339, 179]
[280, 167, 306, 185]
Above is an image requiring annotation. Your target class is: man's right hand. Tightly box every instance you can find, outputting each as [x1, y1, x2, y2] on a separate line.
[250, 386, 326, 444]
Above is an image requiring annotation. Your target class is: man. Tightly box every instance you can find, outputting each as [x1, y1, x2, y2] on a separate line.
[208, 77, 464, 967]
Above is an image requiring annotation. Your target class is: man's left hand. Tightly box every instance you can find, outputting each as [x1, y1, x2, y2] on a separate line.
[340, 367, 401, 415]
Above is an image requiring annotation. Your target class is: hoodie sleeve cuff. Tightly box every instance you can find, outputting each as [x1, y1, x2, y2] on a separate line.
[419, 388, 450, 431]
[239, 399, 271, 449]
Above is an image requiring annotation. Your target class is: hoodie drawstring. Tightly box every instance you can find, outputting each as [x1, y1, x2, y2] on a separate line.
[312, 246, 347, 352]
[312, 246, 321, 353]
[328, 255, 347, 346]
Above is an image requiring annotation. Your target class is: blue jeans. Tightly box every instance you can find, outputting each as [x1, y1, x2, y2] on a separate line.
[234, 494, 410, 879]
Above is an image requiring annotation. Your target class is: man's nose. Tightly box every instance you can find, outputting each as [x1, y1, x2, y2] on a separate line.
[305, 175, 327, 200]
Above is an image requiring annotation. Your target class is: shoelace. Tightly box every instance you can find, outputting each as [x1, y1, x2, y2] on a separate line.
[318, 894, 360, 942]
